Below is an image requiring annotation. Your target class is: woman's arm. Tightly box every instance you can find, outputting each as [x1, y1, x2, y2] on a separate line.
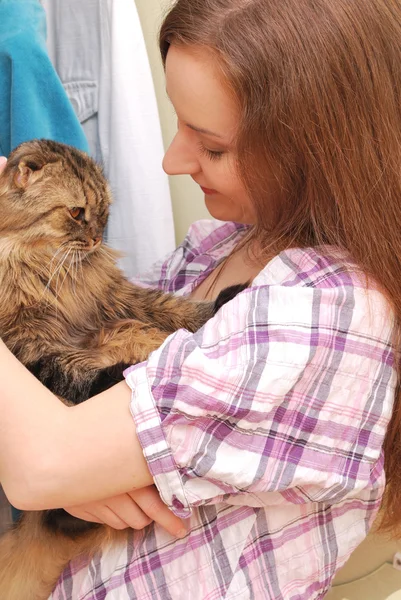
[0, 338, 153, 510]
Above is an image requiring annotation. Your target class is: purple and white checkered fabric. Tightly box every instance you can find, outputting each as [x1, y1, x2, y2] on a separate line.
[50, 220, 396, 600]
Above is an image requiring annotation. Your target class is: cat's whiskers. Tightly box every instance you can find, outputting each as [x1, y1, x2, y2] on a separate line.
[82, 252, 92, 268]
[48, 248, 69, 277]
[26, 248, 67, 310]
[54, 248, 73, 301]
[83, 254, 95, 282]
[78, 251, 85, 285]
[72, 250, 80, 293]
[48, 246, 65, 269]
[25, 247, 71, 311]
[53, 249, 74, 319]
[43, 248, 72, 315]
[47, 247, 69, 280]
[65, 250, 82, 299]
[42, 247, 71, 306]
[70, 250, 76, 292]
[78, 251, 85, 290]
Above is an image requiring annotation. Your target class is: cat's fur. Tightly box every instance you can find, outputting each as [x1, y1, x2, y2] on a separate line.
[0, 140, 244, 600]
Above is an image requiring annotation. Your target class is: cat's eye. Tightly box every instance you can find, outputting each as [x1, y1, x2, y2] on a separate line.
[69, 207, 85, 221]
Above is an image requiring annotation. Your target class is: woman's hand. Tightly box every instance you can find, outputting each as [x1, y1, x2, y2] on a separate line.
[64, 485, 188, 538]
[0, 157, 6, 173]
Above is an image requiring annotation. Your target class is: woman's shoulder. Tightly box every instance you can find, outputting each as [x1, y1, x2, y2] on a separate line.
[255, 245, 377, 291]
[251, 245, 393, 332]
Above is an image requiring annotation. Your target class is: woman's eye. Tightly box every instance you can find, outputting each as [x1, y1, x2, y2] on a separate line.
[69, 207, 85, 221]
[197, 142, 225, 161]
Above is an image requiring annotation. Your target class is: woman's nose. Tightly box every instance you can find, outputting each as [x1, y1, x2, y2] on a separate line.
[162, 133, 200, 176]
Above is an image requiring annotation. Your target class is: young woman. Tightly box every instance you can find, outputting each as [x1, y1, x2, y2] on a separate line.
[1, 0, 401, 598]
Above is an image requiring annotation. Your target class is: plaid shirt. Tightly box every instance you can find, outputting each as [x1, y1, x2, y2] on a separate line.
[50, 220, 396, 600]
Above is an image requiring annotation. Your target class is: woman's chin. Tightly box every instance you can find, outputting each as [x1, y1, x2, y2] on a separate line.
[204, 197, 254, 225]
[205, 198, 236, 223]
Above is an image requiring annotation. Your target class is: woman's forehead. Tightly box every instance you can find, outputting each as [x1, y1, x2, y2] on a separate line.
[165, 45, 238, 143]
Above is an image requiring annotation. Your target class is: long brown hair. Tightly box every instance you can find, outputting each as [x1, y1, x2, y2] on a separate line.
[160, 0, 401, 535]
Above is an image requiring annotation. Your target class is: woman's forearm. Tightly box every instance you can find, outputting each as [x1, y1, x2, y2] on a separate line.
[0, 339, 153, 510]
[0, 339, 68, 506]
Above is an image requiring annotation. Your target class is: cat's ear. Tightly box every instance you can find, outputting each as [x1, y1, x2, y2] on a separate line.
[14, 159, 45, 189]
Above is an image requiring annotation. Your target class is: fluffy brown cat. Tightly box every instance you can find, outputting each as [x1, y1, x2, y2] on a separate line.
[0, 139, 244, 600]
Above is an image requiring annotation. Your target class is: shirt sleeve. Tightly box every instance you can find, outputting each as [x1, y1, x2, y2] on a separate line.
[124, 280, 396, 519]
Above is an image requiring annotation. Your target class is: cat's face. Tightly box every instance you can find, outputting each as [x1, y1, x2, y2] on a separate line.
[0, 140, 111, 258]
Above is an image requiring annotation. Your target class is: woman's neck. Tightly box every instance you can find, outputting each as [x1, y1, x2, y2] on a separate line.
[190, 240, 265, 301]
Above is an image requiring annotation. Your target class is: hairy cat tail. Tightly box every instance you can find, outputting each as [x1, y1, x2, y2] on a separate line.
[0, 512, 124, 600]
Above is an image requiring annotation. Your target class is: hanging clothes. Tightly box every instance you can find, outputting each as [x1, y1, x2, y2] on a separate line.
[41, 0, 175, 277]
[0, 0, 88, 156]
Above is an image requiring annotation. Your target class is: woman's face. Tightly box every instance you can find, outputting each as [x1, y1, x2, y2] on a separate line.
[163, 45, 256, 225]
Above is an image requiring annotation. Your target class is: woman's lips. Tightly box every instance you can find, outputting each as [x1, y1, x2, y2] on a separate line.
[200, 186, 218, 195]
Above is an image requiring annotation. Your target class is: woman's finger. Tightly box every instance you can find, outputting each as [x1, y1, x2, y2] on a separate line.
[65, 502, 131, 529]
[65, 507, 103, 524]
[0, 157, 7, 173]
[92, 504, 131, 530]
[129, 486, 188, 538]
[64, 496, 152, 531]
[105, 494, 152, 530]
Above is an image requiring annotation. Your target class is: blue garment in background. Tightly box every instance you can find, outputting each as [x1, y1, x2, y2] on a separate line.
[0, 0, 89, 155]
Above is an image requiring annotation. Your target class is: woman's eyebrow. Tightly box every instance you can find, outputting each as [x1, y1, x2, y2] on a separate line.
[165, 88, 224, 139]
[186, 123, 224, 138]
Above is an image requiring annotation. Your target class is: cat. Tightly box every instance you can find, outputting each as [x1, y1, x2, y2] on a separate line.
[0, 139, 246, 600]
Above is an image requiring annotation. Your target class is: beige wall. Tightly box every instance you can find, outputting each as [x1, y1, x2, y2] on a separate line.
[135, 0, 209, 244]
